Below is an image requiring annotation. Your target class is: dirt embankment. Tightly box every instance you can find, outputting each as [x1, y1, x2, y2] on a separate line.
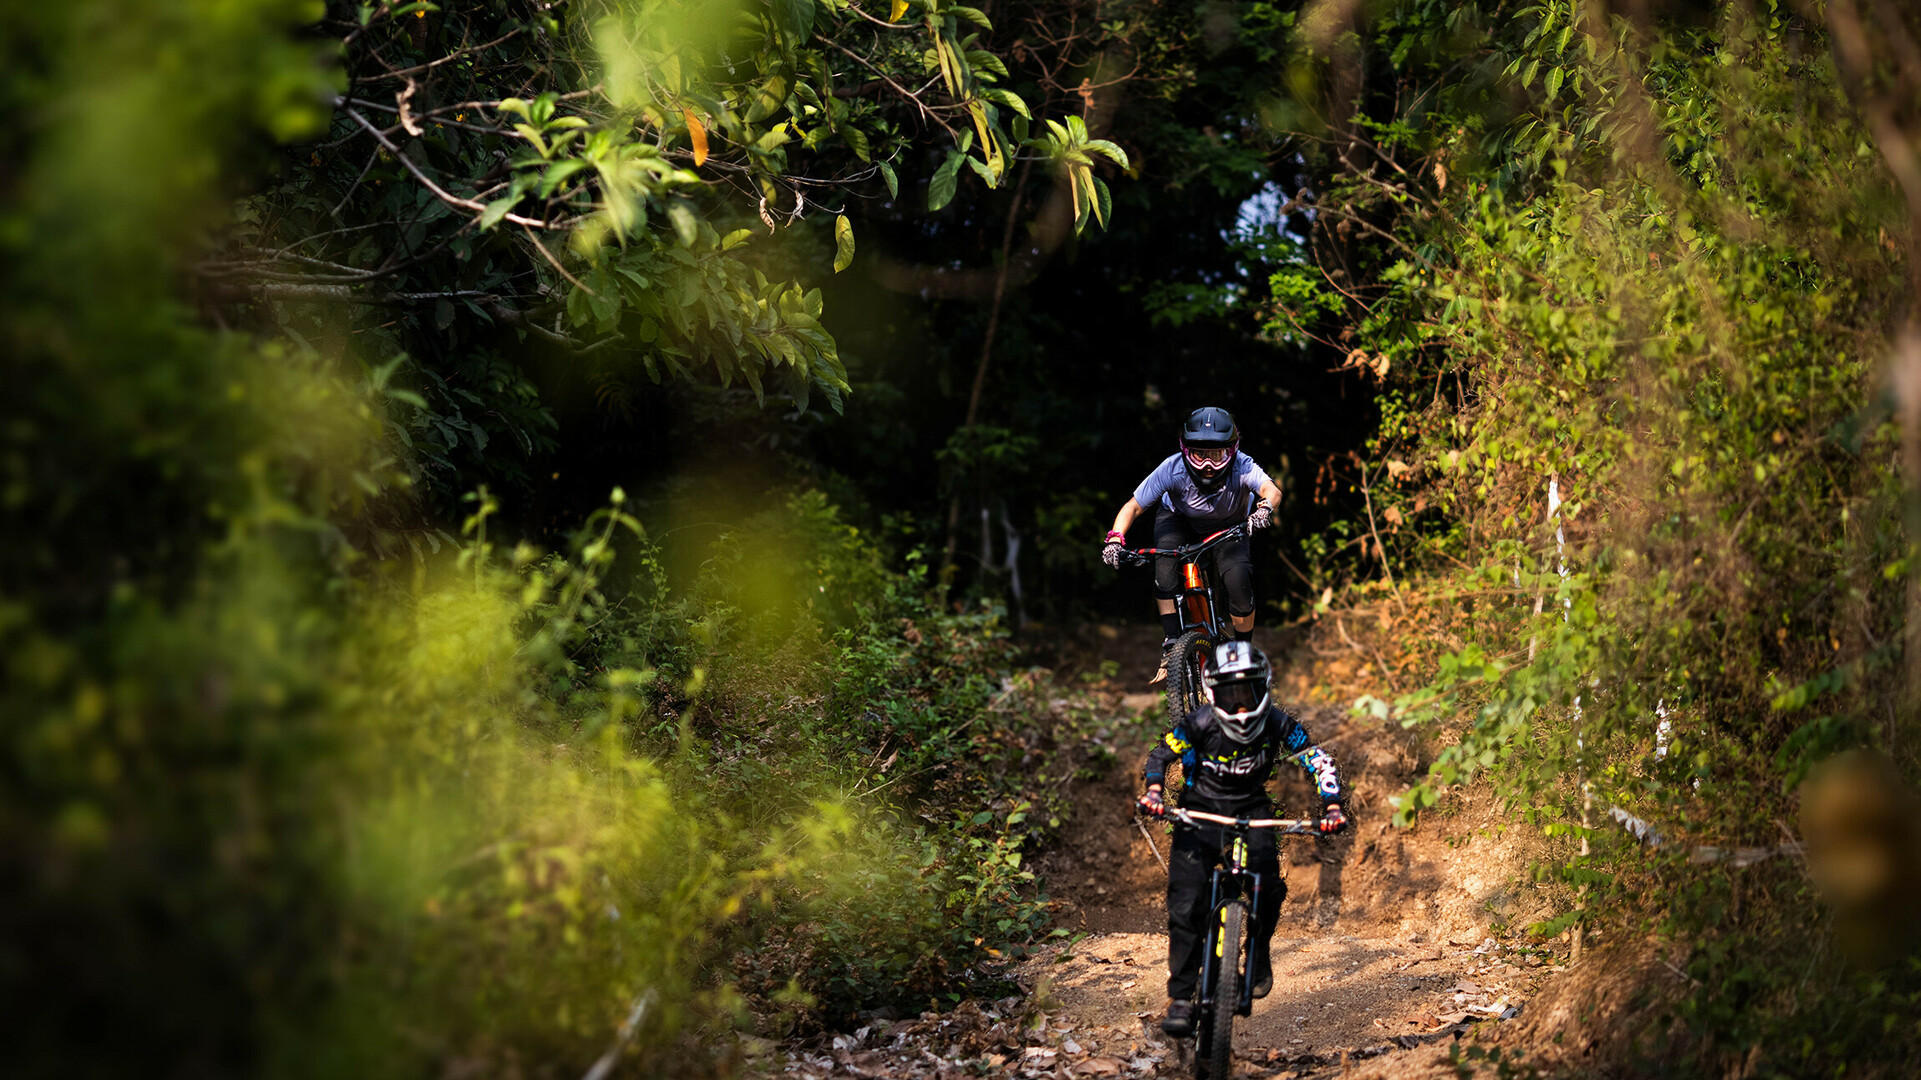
[765, 623, 1588, 1080]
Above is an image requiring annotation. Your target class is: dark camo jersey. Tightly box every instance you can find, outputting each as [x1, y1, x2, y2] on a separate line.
[1143, 704, 1344, 816]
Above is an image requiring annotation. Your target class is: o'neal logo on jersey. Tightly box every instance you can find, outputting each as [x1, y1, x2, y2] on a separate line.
[1202, 747, 1272, 776]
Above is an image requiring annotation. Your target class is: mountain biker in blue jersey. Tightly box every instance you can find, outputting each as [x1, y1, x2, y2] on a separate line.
[1135, 640, 1348, 1037]
[1101, 407, 1283, 682]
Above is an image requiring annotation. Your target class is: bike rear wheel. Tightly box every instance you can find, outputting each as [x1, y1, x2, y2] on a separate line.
[1165, 629, 1212, 722]
[1203, 902, 1244, 1080]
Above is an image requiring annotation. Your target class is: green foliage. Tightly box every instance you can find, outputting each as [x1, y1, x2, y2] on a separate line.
[1262, 1, 1921, 1072]
[3, 0, 1129, 1073]
[205, 0, 1119, 511]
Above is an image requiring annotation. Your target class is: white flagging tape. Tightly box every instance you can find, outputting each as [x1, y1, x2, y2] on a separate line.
[1601, 803, 1804, 867]
[1608, 804, 1665, 847]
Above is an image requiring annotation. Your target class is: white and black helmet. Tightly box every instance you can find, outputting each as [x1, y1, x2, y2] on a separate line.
[1203, 639, 1271, 741]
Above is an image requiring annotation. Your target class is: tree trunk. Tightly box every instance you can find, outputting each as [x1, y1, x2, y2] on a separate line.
[940, 160, 1033, 586]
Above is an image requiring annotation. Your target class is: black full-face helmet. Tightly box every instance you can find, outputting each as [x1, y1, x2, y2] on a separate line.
[1202, 639, 1271, 742]
[1180, 406, 1240, 493]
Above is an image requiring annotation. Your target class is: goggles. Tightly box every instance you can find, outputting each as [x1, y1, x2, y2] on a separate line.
[1183, 444, 1234, 470]
[1211, 678, 1264, 714]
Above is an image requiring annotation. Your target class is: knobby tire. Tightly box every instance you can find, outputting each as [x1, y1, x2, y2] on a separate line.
[1203, 902, 1244, 1080]
[1165, 630, 1211, 723]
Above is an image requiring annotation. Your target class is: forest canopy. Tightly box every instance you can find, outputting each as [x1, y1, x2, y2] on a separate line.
[6, 0, 1921, 1077]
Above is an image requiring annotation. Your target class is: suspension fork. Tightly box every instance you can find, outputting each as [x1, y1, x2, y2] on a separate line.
[1198, 836, 1268, 1018]
[1239, 868, 1264, 1016]
[1198, 832, 1251, 1010]
[1199, 863, 1223, 1010]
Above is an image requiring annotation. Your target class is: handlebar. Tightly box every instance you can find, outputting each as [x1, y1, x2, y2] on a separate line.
[1115, 519, 1253, 568]
[1155, 807, 1319, 834]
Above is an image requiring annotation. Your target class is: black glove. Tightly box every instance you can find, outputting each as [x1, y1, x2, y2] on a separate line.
[1318, 803, 1348, 835]
[1249, 503, 1273, 530]
[1137, 786, 1165, 816]
[1101, 537, 1125, 568]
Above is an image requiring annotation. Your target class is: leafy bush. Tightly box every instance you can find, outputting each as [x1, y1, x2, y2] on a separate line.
[1262, 2, 1921, 1073]
[2, 0, 1122, 1074]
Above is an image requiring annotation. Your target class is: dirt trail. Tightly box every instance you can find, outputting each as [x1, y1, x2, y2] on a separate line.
[769, 625, 1574, 1080]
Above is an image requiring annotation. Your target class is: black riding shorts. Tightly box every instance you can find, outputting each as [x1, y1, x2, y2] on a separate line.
[1152, 507, 1255, 619]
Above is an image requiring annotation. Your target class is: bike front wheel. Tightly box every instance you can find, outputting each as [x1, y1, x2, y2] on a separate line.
[1165, 629, 1212, 722]
[1201, 901, 1244, 1080]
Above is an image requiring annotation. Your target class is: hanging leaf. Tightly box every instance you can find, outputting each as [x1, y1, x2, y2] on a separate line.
[890, 0, 909, 21]
[932, 35, 961, 97]
[1083, 138, 1129, 169]
[928, 151, 963, 211]
[479, 197, 516, 231]
[966, 99, 1003, 180]
[833, 214, 855, 273]
[745, 73, 790, 123]
[844, 125, 870, 162]
[878, 160, 899, 201]
[1068, 166, 1091, 229]
[682, 107, 708, 167]
[982, 87, 1030, 119]
[667, 201, 698, 247]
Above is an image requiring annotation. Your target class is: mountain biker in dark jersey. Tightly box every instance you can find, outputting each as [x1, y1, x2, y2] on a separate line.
[1134, 640, 1348, 1038]
[1100, 407, 1282, 682]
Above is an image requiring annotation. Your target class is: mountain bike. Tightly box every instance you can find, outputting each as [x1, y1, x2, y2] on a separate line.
[1156, 806, 1319, 1080]
[1116, 517, 1255, 722]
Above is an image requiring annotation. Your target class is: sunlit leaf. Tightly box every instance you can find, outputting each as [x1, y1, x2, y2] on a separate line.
[1083, 138, 1129, 169]
[832, 214, 854, 274]
[981, 87, 1029, 119]
[966, 100, 1002, 180]
[682, 107, 708, 167]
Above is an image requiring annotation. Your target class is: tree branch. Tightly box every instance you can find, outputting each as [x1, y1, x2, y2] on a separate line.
[339, 103, 559, 229]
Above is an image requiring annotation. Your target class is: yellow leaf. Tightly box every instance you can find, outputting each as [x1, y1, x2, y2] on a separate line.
[833, 214, 855, 273]
[966, 100, 1002, 180]
[890, 0, 909, 20]
[683, 107, 708, 168]
[933, 36, 960, 97]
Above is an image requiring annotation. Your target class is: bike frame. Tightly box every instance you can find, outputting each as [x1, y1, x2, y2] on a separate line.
[1166, 809, 1315, 1025]
[1119, 521, 1251, 643]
